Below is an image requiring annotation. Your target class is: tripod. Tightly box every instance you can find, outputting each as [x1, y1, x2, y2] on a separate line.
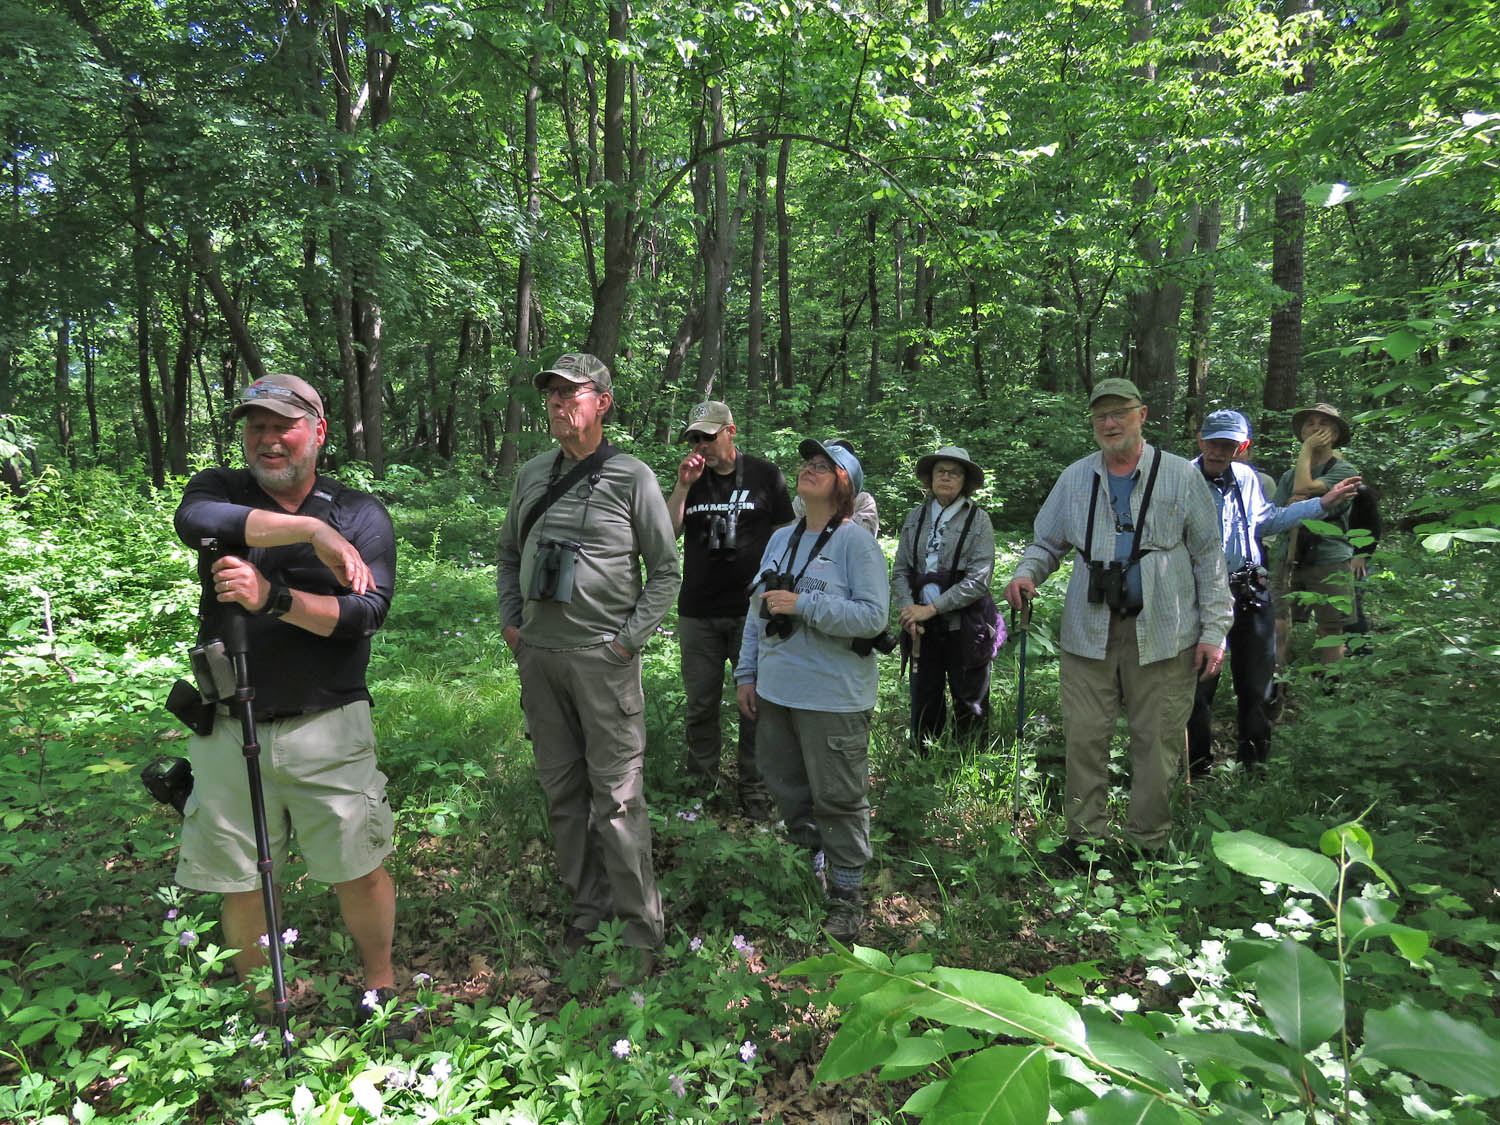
[204, 538, 293, 1060]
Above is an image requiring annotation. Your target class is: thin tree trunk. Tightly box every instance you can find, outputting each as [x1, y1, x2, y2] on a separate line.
[775, 138, 794, 400]
[746, 149, 768, 422]
[1184, 201, 1220, 436]
[584, 0, 635, 368]
[82, 314, 100, 459]
[55, 310, 74, 467]
[866, 210, 881, 405]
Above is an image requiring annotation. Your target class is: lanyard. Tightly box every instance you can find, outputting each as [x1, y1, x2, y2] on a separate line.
[775, 516, 844, 588]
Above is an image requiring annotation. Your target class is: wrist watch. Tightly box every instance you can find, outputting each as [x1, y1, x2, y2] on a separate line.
[260, 582, 294, 618]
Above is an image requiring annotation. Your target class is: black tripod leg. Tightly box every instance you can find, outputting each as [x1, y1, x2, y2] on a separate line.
[224, 618, 292, 1062]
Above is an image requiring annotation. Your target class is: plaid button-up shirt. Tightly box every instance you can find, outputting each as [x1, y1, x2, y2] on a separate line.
[1014, 443, 1233, 663]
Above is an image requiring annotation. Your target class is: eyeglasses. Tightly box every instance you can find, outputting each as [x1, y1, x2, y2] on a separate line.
[544, 383, 596, 401]
[1090, 405, 1143, 426]
[686, 431, 718, 445]
[932, 466, 965, 479]
[800, 459, 836, 476]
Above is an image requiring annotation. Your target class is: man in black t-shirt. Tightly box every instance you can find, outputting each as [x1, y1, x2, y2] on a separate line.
[173, 373, 399, 1024]
[667, 401, 795, 817]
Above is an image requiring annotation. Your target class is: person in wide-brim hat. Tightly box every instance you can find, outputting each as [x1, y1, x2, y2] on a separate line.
[893, 444, 997, 753]
[1291, 403, 1351, 447]
[915, 446, 984, 496]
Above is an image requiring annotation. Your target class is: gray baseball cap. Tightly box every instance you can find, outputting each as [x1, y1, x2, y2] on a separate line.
[533, 352, 613, 393]
[798, 437, 864, 496]
[231, 374, 325, 422]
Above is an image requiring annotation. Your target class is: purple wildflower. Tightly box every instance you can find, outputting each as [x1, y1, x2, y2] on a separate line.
[179, 930, 197, 948]
[630, 990, 645, 1009]
[739, 1040, 757, 1064]
[689, 936, 703, 953]
[612, 1038, 631, 1059]
[669, 1073, 687, 1097]
[362, 988, 381, 1010]
[257, 933, 270, 948]
[431, 1059, 453, 1083]
[281, 927, 298, 947]
[165, 908, 179, 921]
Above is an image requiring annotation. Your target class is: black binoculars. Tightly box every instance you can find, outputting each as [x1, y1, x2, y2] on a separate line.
[1087, 559, 1139, 617]
[758, 568, 798, 638]
[530, 538, 582, 603]
[1229, 563, 1271, 612]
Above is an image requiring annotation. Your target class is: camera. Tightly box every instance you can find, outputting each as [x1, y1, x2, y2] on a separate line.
[758, 568, 798, 638]
[141, 755, 194, 814]
[1228, 563, 1271, 612]
[189, 639, 235, 703]
[1086, 560, 1139, 616]
[706, 513, 737, 558]
[529, 538, 582, 603]
[851, 630, 898, 657]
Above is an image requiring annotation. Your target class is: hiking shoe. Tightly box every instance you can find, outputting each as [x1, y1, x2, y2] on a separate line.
[824, 887, 863, 943]
[739, 792, 774, 822]
[606, 946, 657, 988]
[560, 925, 590, 959]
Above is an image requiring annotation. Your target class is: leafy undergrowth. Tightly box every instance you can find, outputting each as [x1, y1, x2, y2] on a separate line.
[2, 470, 1498, 1122]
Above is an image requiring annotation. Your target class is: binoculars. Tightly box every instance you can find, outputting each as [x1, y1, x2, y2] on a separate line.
[529, 538, 582, 603]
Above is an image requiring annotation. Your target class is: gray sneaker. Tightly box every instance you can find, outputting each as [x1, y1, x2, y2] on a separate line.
[824, 886, 862, 943]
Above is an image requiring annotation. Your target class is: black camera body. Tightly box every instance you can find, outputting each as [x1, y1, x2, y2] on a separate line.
[851, 630, 898, 657]
[1228, 562, 1271, 612]
[758, 568, 798, 638]
[529, 538, 582, 602]
[1086, 559, 1139, 616]
[141, 755, 194, 814]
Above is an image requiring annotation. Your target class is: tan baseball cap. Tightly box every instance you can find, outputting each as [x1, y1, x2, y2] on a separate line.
[231, 374, 324, 421]
[680, 401, 734, 441]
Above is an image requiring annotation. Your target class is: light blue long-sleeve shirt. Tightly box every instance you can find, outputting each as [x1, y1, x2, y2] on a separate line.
[1194, 459, 1322, 571]
[735, 519, 890, 713]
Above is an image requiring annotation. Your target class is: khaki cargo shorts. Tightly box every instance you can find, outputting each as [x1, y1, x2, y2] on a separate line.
[1276, 559, 1356, 630]
[176, 701, 394, 892]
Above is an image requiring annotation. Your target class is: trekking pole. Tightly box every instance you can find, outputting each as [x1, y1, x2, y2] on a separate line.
[204, 539, 293, 1062]
[1010, 596, 1032, 820]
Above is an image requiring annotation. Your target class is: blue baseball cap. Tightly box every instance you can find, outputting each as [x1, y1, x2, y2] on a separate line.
[798, 437, 864, 496]
[1201, 410, 1251, 443]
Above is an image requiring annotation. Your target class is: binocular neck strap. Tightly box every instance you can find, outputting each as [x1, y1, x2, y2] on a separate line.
[776, 516, 843, 589]
[1227, 470, 1255, 563]
[725, 451, 746, 538]
[1082, 447, 1162, 565]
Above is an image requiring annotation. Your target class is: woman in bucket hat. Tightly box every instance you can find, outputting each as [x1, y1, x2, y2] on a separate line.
[734, 438, 889, 943]
[892, 445, 998, 751]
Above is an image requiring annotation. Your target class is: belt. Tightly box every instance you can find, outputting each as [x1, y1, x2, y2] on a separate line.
[218, 703, 308, 724]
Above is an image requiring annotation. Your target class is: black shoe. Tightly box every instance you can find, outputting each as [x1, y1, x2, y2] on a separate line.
[559, 925, 590, 960]
[739, 793, 774, 822]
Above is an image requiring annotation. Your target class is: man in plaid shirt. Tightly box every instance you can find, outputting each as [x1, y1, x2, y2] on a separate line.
[1004, 379, 1232, 854]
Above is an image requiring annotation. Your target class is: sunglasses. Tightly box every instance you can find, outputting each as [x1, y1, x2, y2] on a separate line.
[686, 430, 719, 445]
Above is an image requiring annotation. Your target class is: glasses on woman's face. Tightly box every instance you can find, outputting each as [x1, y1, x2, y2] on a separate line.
[932, 466, 965, 479]
[544, 383, 596, 402]
[801, 459, 836, 476]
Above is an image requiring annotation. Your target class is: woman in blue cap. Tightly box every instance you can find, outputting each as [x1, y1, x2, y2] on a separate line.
[734, 438, 889, 942]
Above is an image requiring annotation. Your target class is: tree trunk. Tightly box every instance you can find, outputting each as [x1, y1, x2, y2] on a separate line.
[1184, 201, 1220, 436]
[746, 149, 768, 423]
[1264, 189, 1306, 412]
[866, 209, 881, 405]
[55, 310, 74, 467]
[585, 0, 635, 369]
[775, 138, 794, 400]
[82, 314, 100, 459]
[903, 224, 931, 373]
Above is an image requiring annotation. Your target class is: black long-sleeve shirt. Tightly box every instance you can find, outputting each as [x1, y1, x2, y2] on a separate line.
[175, 468, 396, 714]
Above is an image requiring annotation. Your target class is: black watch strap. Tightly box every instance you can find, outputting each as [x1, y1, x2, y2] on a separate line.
[261, 582, 294, 618]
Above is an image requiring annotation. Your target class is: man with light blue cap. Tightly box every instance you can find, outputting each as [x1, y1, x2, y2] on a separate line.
[1188, 409, 1360, 774]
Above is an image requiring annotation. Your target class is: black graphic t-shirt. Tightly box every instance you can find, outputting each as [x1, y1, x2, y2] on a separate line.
[679, 451, 795, 618]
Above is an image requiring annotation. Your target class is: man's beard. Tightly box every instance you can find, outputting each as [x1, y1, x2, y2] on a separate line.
[250, 448, 315, 492]
[1099, 433, 1142, 458]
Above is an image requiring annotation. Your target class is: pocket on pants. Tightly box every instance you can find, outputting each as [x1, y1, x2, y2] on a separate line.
[365, 788, 395, 852]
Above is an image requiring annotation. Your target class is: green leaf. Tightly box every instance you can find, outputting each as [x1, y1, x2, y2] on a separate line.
[926, 1044, 1048, 1124]
[914, 968, 1089, 1053]
[1341, 896, 1432, 960]
[1363, 1005, 1500, 1097]
[1063, 1088, 1181, 1124]
[1378, 329, 1425, 362]
[1247, 939, 1343, 1052]
[1080, 1011, 1184, 1092]
[815, 1010, 900, 1084]
[899, 1079, 948, 1117]
[1164, 1030, 1303, 1095]
[878, 1034, 951, 1080]
[1211, 830, 1337, 900]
